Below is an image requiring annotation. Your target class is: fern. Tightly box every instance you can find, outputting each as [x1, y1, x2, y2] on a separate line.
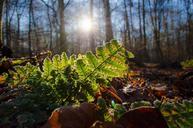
[128, 100, 193, 128]
[181, 59, 193, 69]
[2, 40, 134, 127]
[157, 100, 193, 128]
[8, 63, 39, 87]
[76, 40, 134, 81]
[7, 40, 133, 103]
[42, 58, 53, 79]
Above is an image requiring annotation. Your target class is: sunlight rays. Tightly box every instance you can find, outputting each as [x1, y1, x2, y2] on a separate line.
[79, 17, 93, 32]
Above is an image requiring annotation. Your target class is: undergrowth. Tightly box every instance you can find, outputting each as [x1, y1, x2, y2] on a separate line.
[0, 40, 193, 128]
[130, 100, 193, 128]
[0, 40, 134, 127]
[181, 59, 193, 69]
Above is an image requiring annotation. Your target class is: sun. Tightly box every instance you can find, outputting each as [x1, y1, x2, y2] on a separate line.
[79, 17, 93, 32]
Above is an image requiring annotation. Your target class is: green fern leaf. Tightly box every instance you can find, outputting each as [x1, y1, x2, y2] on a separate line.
[86, 52, 99, 69]
[61, 52, 68, 68]
[78, 40, 131, 81]
[42, 57, 53, 79]
[160, 100, 193, 128]
[76, 59, 87, 77]
[52, 55, 60, 70]
[69, 54, 76, 65]
[96, 47, 106, 60]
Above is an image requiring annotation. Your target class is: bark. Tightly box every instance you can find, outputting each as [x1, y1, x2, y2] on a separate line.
[138, 0, 142, 41]
[89, 0, 95, 52]
[123, 0, 131, 50]
[184, 0, 193, 57]
[31, 4, 40, 52]
[47, 6, 53, 50]
[58, 0, 67, 53]
[17, 13, 21, 52]
[129, 0, 133, 32]
[28, 0, 32, 57]
[163, 6, 169, 61]
[0, 0, 5, 47]
[102, 0, 113, 42]
[148, 0, 163, 63]
[5, 0, 10, 47]
[142, 0, 148, 60]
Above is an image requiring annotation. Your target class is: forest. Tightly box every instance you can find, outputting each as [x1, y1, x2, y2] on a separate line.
[0, 0, 193, 128]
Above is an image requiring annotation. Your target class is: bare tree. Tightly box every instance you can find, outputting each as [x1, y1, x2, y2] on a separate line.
[148, 0, 164, 62]
[138, 0, 142, 42]
[58, 0, 66, 52]
[142, 0, 148, 60]
[102, 0, 113, 42]
[28, 0, 32, 57]
[89, 0, 95, 52]
[0, 0, 5, 47]
[184, 0, 193, 57]
[123, 0, 131, 50]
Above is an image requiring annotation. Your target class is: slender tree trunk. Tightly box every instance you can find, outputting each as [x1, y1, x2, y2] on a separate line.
[5, 0, 10, 47]
[47, 3, 53, 50]
[129, 0, 133, 32]
[142, 0, 148, 60]
[163, 6, 170, 62]
[89, 0, 95, 52]
[28, 0, 32, 57]
[138, 0, 142, 42]
[0, 0, 5, 47]
[17, 13, 21, 54]
[58, 0, 67, 53]
[31, 6, 39, 52]
[102, 0, 113, 42]
[123, 0, 131, 50]
[184, 0, 193, 57]
[148, 0, 163, 63]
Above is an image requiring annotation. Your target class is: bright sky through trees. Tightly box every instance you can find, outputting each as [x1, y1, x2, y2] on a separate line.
[79, 16, 93, 32]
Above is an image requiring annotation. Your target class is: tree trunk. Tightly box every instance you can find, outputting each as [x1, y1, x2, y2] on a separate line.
[58, 0, 67, 53]
[129, 0, 133, 32]
[17, 13, 21, 54]
[31, 5, 40, 52]
[123, 0, 131, 50]
[102, 0, 113, 42]
[47, 3, 53, 51]
[148, 0, 163, 63]
[0, 0, 5, 47]
[28, 0, 32, 57]
[142, 0, 148, 60]
[163, 6, 170, 62]
[89, 0, 95, 52]
[184, 0, 193, 57]
[138, 0, 142, 41]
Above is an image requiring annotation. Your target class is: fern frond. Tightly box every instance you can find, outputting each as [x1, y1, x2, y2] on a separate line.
[76, 40, 132, 81]
[129, 100, 193, 128]
[52, 55, 60, 70]
[8, 63, 39, 87]
[42, 58, 53, 79]
[155, 100, 193, 128]
[61, 52, 68, 67]
[86, 52, 99, 69]
[76, 59, 88, 77]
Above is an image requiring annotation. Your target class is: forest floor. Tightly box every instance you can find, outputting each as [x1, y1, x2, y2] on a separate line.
[111, 67, 193, 104]
[0, 59, 193, 127]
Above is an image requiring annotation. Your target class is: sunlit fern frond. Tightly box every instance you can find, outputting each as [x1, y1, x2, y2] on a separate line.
[158, 100, 193, 128]
[76, 40, 134, 81]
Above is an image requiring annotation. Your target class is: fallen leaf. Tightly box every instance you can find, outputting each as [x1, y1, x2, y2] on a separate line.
[116, 107, 169, 128]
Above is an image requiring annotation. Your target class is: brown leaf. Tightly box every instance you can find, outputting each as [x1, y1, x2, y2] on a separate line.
[90, 121, 115, 128]
[116, 107, 168, 128]
[0, 75, 6, 85]
[42, 103, 100, 128]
